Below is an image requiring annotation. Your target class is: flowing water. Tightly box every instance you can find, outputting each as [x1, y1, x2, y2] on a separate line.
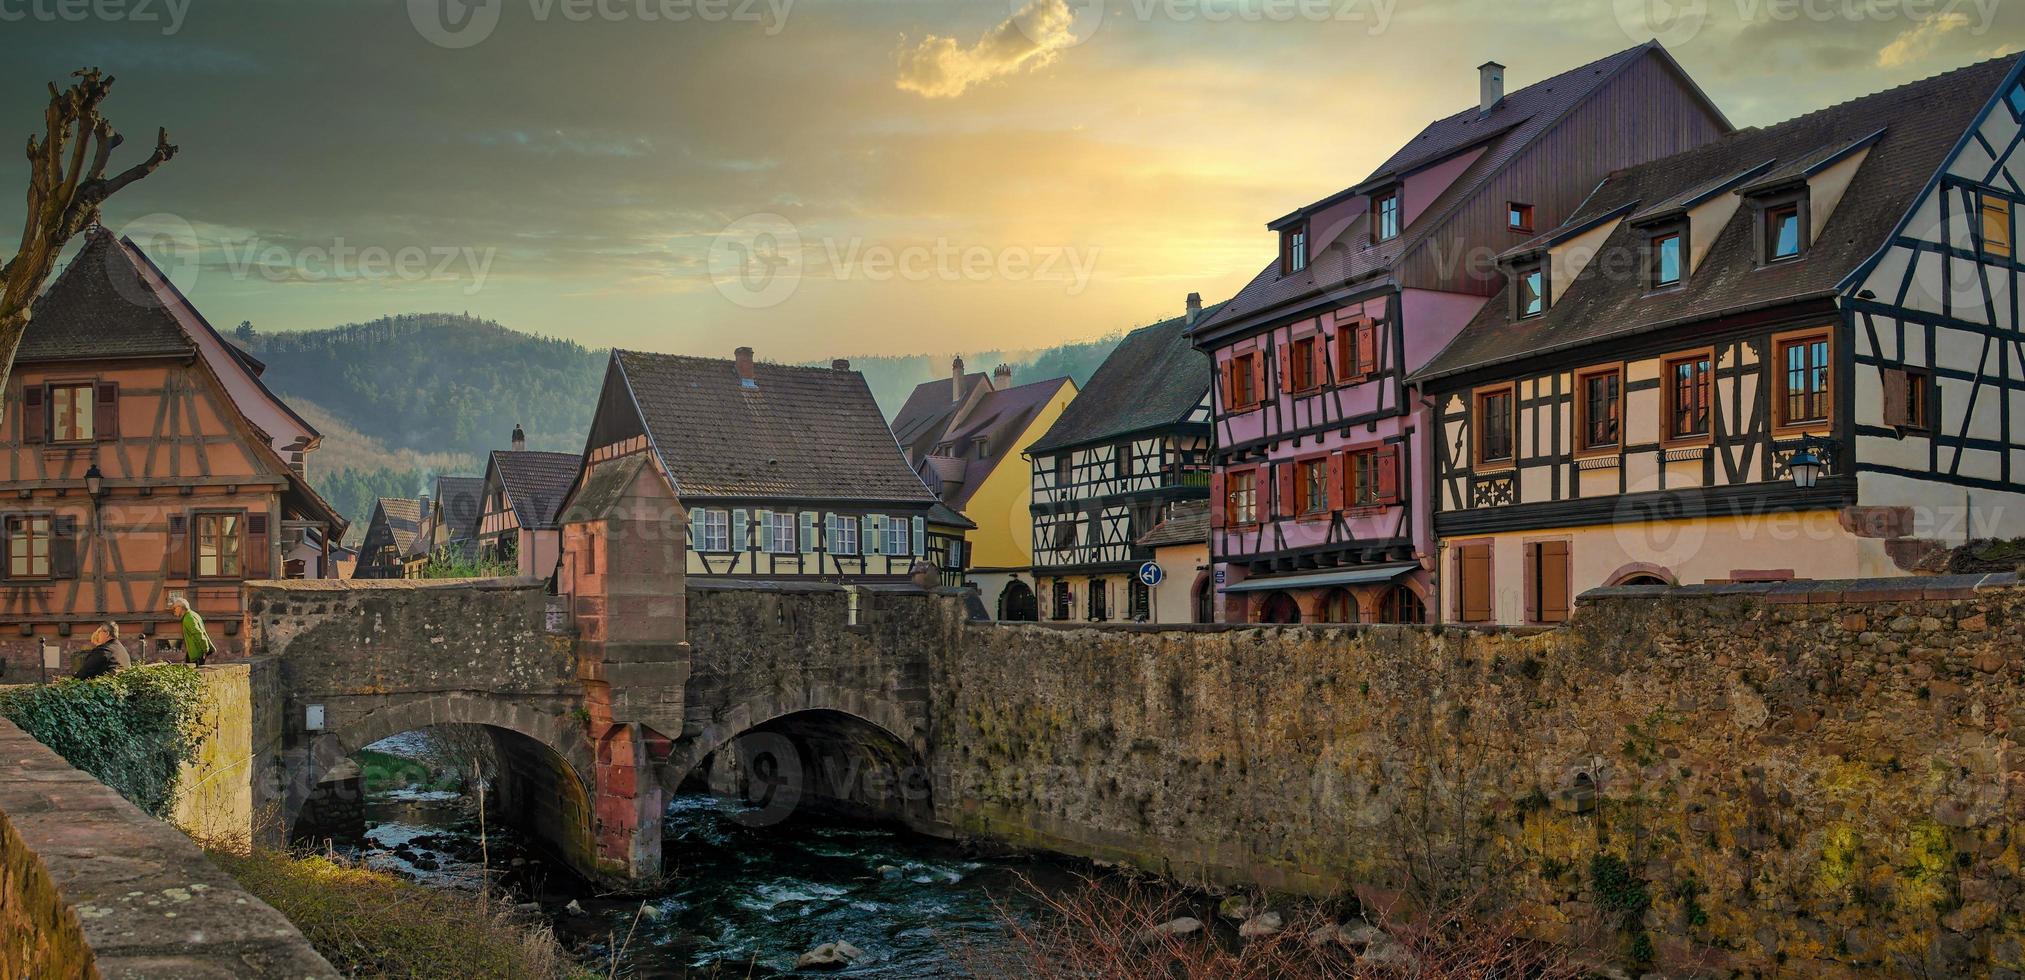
[345, 754, 1092, 977]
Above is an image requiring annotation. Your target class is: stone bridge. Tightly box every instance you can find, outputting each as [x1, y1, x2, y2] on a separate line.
[243, 576, 956, 885]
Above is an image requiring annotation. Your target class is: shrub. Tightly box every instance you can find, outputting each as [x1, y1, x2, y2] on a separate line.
[0, 662, 209, 816]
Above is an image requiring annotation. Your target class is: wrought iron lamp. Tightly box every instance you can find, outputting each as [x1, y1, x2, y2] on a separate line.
[1786, 436, 1830, 490]
[84, 464, 104, 497]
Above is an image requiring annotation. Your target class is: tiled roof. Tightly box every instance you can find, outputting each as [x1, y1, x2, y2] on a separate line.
[892, 372, 989, 456]
[1026, 306, 1220, 455]
[615, 350, 937, 504]
[1417, 54, 2020, 381]
[1137, 499, 1209, 549]
[23, 232, 197, 362]
[910, 376, 1073, 509]
[1202, 43, 1681, 336]
[492, 451, 581, 530]
[432, 475, 485, 542]
[375, 497, 423, 553]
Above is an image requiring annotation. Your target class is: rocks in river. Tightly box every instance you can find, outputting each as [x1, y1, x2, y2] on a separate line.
[512, 902, 541, 917]
[876, 864, 901, 879]
[1136, 916, 1203, 945]
[639, 903, 665, 922]
[410, 856, 440, 871]
[1238, 911, 1283, 939]
[795, 940, 865, 970]
[564, 899, 587, 917]
[1217, 894, 1257, 921]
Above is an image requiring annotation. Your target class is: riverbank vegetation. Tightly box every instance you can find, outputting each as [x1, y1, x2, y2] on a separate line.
[0, 663, 208, 816]
[209, 846, 597, 979]
[355, 748, 464, 794]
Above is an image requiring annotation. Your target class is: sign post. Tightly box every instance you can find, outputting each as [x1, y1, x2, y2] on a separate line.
[1137, 561, 1163, 623]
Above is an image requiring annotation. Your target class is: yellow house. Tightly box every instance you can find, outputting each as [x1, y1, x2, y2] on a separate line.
[892, 359, 1077, 617]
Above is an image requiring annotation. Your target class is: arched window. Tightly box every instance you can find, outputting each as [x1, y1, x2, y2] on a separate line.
[1320, 588, 1359, 624]
[1377, 584, 1424, 624]
[998, 581, 1037, 621]
[1618, 573, 1668, 586]
[1257, 591, 1301, 624]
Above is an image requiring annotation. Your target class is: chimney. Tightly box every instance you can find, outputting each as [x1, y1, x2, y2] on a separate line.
[951, 356, 966, 402]
[832, 358, 851, 371]
[993, 363, 1012, 389]
[419, 494, 432, 522]
[1185, 292, 1203, 325]
[735, 346, 757, 388]
[510, 423, 526, 452]
[1478, 61, 1505, 115]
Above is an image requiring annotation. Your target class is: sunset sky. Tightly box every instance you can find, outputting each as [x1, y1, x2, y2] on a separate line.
[1, 0, 2020, 358]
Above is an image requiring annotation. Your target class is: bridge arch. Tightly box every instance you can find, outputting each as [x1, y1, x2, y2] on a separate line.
[667, 707, 934, 830]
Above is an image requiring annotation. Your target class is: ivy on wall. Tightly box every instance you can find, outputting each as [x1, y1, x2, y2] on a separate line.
[0, 663, 210, 817]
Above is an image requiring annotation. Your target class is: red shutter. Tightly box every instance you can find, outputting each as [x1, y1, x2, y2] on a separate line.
[1457, 543, 1492, 622]
[50, 515, 78, 580]
[1375, 445, 1402, 504]
[1209, 470, 1226, 528]
[22, 385, 44, 445]
[1523, 542, 1540, 622]
[1325, 453, 1345, 511]
[246, 513, 271, 579]
[165, 513, 190, 581]
[1277, 343, 1295, 393]
[1250, 354, 1267, 406]
[1882, 368, 1908, 426]
[1540, 540, 1570, 623]
[1, 516, 14, 580]
[1220, 360, 1237, 410]
[94, 382, 118, 441]
[1357, 323, 1379, 376]
[1275, 462, 1296, 518]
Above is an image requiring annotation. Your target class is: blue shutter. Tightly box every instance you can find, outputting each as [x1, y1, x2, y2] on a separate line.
[912, 515, 926, 557]
[799, 511, 816, 552]
[733, 509, 748, 551]
[687, 507, 702, 553]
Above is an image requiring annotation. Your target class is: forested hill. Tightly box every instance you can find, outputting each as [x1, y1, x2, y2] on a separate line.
[233, 314, 606, 460]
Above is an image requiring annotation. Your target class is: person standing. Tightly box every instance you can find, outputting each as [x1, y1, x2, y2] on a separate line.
[168, 595, 213, 666]
[71, 621, 130, 680]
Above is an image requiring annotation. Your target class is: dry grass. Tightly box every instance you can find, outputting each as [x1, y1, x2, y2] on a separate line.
[962, 875, 1582, 980]
[207, 846, 597, 979]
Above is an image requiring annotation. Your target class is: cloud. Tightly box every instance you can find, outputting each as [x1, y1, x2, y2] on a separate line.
[1877, 12, 1971, 68]
[894, 0, 1079, 99]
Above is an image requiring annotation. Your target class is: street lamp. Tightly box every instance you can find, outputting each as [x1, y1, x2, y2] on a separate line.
[83, 464, 104, 497]
[1786, 437, 1829, 490]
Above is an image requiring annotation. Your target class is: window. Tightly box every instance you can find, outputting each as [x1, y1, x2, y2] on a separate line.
[47, 383, 94, 443]
[1225, 469, 1258, 525]
[1453, 541, 1492, 623]
[1664, 352, 1713, 441]
[1981, 194, 2011, 258]
[1766, 203, 1802, 261]
[1335, 319, 1378, 382]
[1128, 578, 1150, 620]
[1525, 539, 1570, 624]
[1053, 455, 1071, 486]
[826, 513, 858, 555]
[1288, 336, 1318, 391]
[1087, 579, 1108, 621]
[1296, 457, 1330, 516]
[1508, 202, 1534, 232]
[8, 515, 50, 578]
[1576, 366, 1622, 453]
[1346, 446, 1399, 507]
[1379, 584, 1424, 624]
[975, 439, 989, 460]
[1228, 353, 1259, 409]
[1883, 367, 1930, 431]
[1474, 385, 1515, 465]
[1374, 192, 1400, 241]
[1651, 232, 1682, 287]
[1516, 263, 1545, 318]
[1282, 224, 1308, 274]
[196, 512, 242, 578]
[762, 511, 796, 554]
[1775, 332, 1831, 428]
[1115, 443, 1134, 478]
[884, 516, 913, 557]
[692, 509, 730, 552]
[1052, 517, 1076, 549]
[1051, 580, 1071, 620]
[1321, 588, 1358, 624]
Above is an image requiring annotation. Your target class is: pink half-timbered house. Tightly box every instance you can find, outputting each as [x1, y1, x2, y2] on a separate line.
[1192, 43, 1731, 624]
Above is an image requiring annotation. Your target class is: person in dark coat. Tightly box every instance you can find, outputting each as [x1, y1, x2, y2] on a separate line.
[72, 622, 130, 680]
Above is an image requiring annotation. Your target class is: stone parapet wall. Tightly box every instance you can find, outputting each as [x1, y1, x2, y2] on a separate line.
[933, 573, 2025, 976]
[0, 716, 336, 978]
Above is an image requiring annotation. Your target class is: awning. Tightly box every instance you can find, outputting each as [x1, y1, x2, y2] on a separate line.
[1221, 562, 1418, 593]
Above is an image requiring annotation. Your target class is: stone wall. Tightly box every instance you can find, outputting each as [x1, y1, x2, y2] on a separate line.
[0, 716, 337, 978]
[170, 661, 284, 848]
[931, 573, 2025, 977]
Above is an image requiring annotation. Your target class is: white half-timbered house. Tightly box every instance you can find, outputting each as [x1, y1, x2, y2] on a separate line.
[1415, 54, 2025, 624]
[1025, 296, 1218, 623]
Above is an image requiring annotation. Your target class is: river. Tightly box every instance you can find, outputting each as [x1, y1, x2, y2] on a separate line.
[344, 755, 1093, 977]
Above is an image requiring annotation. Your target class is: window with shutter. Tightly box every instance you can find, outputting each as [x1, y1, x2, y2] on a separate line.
[732, 509, 749, 551]
[1454, 541, 1492, 623]
[246, 513, 271, 578]
[166, 513, 190, 579]
[1526, 540, 1571, 624]
[8, 515, 52, 579]
[1374, 445, 1401, 504]
[1325, 453, 1345, 511]
[1209, 470, 1226, 527]
[22, 385, 45, 445]
[1275, 462, 1296, 518]
[799, 511, 817, 552]
[50, 515, 77, 580]
[1356, 322, 1379, 377]
[95, 382, 118, 441]
[912, 516, 926, 557]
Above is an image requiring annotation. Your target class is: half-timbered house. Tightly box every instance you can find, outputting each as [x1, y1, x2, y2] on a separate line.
[1026, 297, 1218, 622]
[1192, 43, 1731, 625]
[477, 428, 579, 580]
[416, 474, 483, 562]
[555, 347, 954, 589]
[0, 229, 346, 673]
[1135, 499, 1213, 624]
[356, 497, 421, 579]
[892, 358, 1076, 607]
[1416, 54, 2025, 624]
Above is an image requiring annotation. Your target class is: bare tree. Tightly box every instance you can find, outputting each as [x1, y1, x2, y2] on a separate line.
[1, 68, 178, 391]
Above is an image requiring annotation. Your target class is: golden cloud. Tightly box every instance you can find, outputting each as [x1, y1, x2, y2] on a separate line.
[894, 0, 1079, 99]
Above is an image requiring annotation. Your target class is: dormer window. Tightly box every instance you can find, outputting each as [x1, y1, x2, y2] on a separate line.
[1651, 230, 1683, 288]
[1514, 260, 1546, 319]
[1281, 224, 1308, 274]
[975, 438, 990, 460]
[1374, 192, 1400, 242]
[1508, 202, 1533, 232]
[1768, 205, 1801, 259]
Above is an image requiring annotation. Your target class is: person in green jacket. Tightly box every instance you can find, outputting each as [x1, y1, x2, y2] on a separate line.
[168, 595, 213, 666]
